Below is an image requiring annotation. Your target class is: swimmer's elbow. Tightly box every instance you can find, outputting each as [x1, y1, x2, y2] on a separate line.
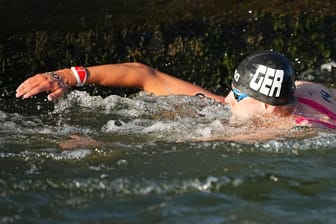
[128, 62, 157, 78]
[110, 62, 157, 90]
[130, 63, 165, 95]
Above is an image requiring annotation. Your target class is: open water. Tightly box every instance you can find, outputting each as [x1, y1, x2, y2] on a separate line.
[1, 88, 336, 224]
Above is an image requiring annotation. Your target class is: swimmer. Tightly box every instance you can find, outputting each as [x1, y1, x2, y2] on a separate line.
[16, 51, 336, 142]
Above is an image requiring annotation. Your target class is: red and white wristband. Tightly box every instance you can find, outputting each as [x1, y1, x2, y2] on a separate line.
[71, 66, 88, 86]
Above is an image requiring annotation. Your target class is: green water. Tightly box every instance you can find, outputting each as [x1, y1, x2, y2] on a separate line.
[2, 93, 336, 223]
[2, 144, 336, 223]
[1, 0, 336, 223]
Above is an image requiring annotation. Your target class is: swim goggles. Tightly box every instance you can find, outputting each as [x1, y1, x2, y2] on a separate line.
[232, 88, 249, 102]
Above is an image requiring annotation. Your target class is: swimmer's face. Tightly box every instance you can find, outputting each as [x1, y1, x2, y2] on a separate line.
[227, 91, 268, 120]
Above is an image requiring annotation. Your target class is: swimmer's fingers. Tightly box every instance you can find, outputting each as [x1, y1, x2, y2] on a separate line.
[19, 78, 56, 99]
[16, 74, 47, 98]
[47, 88, 66, 101]
[16, 73, 69, 101]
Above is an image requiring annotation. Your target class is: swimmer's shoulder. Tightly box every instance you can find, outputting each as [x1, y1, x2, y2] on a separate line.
[295, 80, 336, 104]
[295, 81, 332, 95]
[295, 80, 325, 89]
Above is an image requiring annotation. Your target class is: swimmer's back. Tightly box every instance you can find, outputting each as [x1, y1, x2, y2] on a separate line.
[295, 81, 336, 120]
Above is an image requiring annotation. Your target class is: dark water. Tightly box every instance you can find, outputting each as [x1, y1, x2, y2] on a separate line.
[2, 92, 336, 223]
[1, 0, 336, 223]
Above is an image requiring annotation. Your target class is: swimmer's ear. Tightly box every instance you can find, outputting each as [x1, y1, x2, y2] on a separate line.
[265, 104, 294, 117]
[263, 103, 276, 113]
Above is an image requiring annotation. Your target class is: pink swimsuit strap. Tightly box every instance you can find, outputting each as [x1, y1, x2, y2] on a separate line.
[295, 97, 336, 129]
[295, 116, 336, 129]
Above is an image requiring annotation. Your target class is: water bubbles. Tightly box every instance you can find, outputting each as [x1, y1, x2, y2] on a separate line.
[198, 176, 218, 191]
[116, 159, 128, 166]
[0, 215, 21, 224]
[55, 149, 92, 160]
[294, 57, 301, 64]
[25, 164, 39, 175]
[270, 175, 279, 182]
[321, 60, 336, 72]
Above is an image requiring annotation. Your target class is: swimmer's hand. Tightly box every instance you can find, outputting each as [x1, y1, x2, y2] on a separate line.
[16, 72, 71, 101]
[59, 134, 104, 150]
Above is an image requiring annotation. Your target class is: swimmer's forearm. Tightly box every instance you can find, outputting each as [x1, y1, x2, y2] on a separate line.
[16, 63, 150, 101]
[85, 63, 149, 90]
[55, 63, 148, 89]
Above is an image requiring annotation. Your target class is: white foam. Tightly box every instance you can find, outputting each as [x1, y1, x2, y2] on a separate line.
[0, 110, 8, 120]
[321, 60, 336, 72]
[3, 91, 336, 152]
[56, 149, 92, 160]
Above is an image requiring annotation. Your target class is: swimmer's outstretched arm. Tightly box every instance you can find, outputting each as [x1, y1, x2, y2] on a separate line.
[16, 63, 225, 103]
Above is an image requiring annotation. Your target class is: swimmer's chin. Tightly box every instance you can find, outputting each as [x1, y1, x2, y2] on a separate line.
[228, 113, 261, 126]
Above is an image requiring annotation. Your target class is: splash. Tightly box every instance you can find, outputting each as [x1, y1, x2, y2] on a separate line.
[54, 90, 232, 140]
[1, 90, 336, 154]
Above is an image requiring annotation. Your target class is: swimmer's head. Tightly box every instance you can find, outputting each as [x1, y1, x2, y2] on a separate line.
[231, 50, 296, 106]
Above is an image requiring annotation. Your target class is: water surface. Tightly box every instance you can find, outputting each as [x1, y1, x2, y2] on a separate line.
[1, 91, 336, 223]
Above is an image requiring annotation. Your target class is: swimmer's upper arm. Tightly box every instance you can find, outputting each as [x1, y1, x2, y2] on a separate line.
[87, 62, 225, 104]
[143, 67, 226, 103]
